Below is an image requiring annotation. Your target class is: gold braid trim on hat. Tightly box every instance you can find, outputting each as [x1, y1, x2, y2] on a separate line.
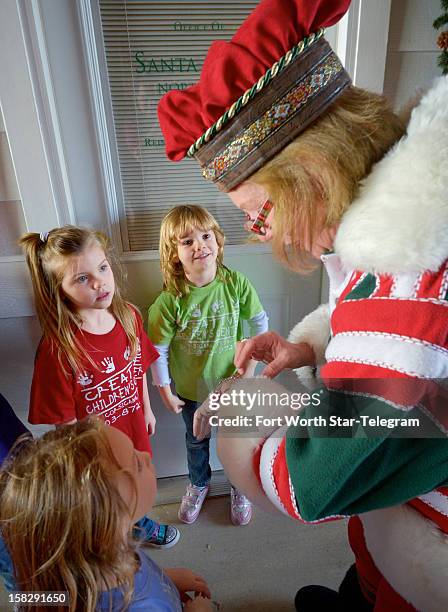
[187, 29, 325, 157]
[194, 35, 352, 191]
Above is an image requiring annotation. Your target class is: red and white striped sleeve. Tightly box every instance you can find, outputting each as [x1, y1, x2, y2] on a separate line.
[257, 425, 346, 524]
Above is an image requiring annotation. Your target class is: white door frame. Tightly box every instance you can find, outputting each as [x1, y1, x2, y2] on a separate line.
[320, 0, 392, 306]
[0, 0, 76, 317]
[0, 0, 75, 237]
[335, 0, 392, 93]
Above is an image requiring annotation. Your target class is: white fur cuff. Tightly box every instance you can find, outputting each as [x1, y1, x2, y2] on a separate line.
[288, 303, 330, 365]
[361, 505, 448, 610]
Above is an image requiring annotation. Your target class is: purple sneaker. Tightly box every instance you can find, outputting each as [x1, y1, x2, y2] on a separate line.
[230, 486, 253, 526]
[178, 483, 209, 524]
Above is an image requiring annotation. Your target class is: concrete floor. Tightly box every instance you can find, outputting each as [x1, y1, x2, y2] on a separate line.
[151, 496, 352, 611]
[0, 496, 353, 611]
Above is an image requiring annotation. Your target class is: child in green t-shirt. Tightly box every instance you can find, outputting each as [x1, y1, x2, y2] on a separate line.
[148, 205, 268, 526]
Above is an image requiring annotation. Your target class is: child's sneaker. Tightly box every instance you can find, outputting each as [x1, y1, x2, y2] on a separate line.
[133, 516, 180, 549]
[178, 483, 209, 524]
[230, 486, 252, 526]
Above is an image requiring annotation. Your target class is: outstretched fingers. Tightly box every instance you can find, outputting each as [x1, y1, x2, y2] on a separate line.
[234, 333, 272, 374]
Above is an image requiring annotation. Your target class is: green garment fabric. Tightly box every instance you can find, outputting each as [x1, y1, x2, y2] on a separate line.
[285, 388, 448, 521]
[147, 267, 264, 401]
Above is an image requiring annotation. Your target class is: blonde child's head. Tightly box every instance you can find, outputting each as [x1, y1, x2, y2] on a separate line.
[246, 86, 406, 271]
[159, 205, 225, 295]
[0, 418, 155, 612]
[19, 225, 137, 372]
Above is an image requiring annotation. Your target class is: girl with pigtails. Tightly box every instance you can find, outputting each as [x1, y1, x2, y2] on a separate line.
[19, 226, 179, 549]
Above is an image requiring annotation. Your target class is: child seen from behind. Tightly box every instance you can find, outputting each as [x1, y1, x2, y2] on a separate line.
[19, 226, 179, 548]
[148, 205, 268, 525]
[0, 418, 212, 611]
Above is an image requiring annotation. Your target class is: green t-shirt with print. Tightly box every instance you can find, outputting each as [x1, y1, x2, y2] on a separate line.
[148, 267, 264, 401]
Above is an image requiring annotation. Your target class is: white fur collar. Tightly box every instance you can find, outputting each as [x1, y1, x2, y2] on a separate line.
[335, 76, 448, 275]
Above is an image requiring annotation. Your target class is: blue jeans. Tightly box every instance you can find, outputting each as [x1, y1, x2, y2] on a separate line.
[133, 515, 159, 539]
[180, 396, 211, 487]
[0, 536, 15, 592]
[0, 393, 28, 592]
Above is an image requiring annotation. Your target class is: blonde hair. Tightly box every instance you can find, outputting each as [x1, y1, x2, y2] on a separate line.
[159, 205, 225, 296]
[0, 419, 138, 612]
[19, 225, 138, 374]
[251, 86, 406, 271]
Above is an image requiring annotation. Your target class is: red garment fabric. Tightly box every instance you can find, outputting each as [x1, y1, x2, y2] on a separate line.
[348, 516, 416, 611]
[408, 488, 448, 534]
[375, 579, 417, 612]
[158, 0, 351, 161]
[29, 309, 159, 453]
[271, 439, 299, 519]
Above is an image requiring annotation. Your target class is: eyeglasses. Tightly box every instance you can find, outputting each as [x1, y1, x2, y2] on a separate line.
[246, 200, 274, 236]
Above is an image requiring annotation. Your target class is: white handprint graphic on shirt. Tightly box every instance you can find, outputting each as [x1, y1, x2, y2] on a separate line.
[101, 356, 115, 373]
[77, 371, 93, 386]
[212, 300, 223, 313]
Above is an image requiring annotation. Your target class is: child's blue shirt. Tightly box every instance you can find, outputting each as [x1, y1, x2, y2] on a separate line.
[0, 393, 28, 592]
[97, 550, 182, 611]
[0, 393, 28, 465]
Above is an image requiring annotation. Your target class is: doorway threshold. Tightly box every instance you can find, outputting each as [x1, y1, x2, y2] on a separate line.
[155, 470, 230, 506]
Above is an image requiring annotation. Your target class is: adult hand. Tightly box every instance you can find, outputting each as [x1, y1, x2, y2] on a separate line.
[163, 567, 211, 599]
[234, 331, 315, 378]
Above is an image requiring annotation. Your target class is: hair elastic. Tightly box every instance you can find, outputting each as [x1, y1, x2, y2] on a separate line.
[39, 232, 49, 243]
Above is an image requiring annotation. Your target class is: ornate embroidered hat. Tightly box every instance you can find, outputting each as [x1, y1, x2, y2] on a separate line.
[158, 0, 352, 192]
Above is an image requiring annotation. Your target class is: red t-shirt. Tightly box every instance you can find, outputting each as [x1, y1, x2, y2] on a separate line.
[29, 310, 159, 453]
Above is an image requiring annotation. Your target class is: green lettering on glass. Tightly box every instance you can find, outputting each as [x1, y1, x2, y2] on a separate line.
[144, 138, 165, 147]
[135, 51, 145, 73]
[186, 58, 197, 72]
[134, 52, 199, 74]
[147, 58, 159, 72]
[161, 59, 174, 72]
[173, 21, 224, 31]
[158, 82, 190, 94]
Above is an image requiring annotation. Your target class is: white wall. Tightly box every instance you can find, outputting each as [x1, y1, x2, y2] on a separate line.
[383, 0, 441, 108]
